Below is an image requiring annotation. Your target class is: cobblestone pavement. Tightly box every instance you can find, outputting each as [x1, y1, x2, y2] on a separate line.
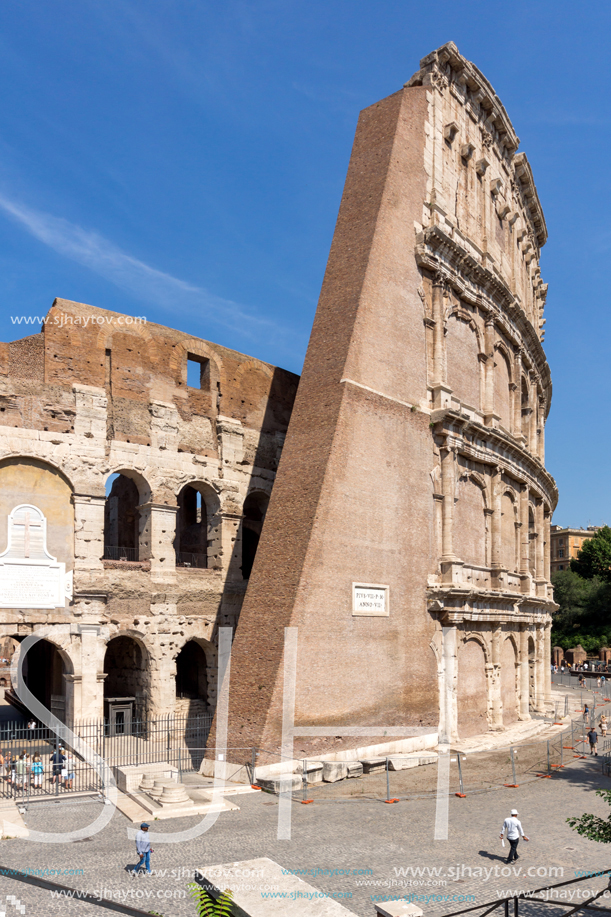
[0, 752, 610, 917]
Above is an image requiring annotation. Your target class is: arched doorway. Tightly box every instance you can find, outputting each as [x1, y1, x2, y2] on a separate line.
[21, 638, 67, 721]
[241, 491, 269, 579]
[103, 636, 149, 729]
[175, 641, 208, 716]
[457, 638, 488, 738]
[501, 637, 519, 726]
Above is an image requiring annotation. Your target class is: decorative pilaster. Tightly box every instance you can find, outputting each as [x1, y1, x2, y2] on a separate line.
[519, 484, 531, 593]
[439, 623, 458, 744]
[544, 619, 553, 711]
[491, 467, 502, 586]
[441, 447, 456, 561]
[139, 502, 178, 581]
[519, 626, 530, 720]
[490, 626, 503, 729]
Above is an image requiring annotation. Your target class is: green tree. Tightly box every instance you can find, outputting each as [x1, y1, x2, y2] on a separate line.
[571, 526, 611, 581]
[188, 884, 233, 917]
[568, 789, 611, 842]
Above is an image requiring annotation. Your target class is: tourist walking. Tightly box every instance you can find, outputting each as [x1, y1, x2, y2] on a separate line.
[583, 704, 590, 723]
[500, 808, 529, 863]
[588, 727, 599, 756]
[600, 714, 608, 738]
[132, 823, 153, 876]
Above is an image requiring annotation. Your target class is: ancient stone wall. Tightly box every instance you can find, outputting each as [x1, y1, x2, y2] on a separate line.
[0, 299, 298, 724]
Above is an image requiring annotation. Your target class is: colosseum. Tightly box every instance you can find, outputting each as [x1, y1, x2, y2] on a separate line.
[219, 41, 557, 758]
[0, 42, 556, 756]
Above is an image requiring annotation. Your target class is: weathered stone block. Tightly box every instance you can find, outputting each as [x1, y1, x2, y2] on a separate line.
[322, 761, 348, 782]
[360, 757, 387, 775]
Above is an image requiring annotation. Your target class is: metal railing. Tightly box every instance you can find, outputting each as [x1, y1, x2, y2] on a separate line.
[102, 545, 139, 562]
[176, 551, 208, 568]
[434, 870, 611, 917]
[0, 712, 213, 799]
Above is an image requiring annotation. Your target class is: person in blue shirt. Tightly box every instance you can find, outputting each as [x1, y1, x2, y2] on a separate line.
[132, 823, 153, 876]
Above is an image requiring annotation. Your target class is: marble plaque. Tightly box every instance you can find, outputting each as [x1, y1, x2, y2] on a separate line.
[0, 504, 72, 609]
[352, 583, 389, 616]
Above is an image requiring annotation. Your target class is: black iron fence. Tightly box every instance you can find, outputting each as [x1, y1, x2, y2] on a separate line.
[0, 712, 213, 800]
[175, 551, 207, 568]
[102, 545, 139, 562]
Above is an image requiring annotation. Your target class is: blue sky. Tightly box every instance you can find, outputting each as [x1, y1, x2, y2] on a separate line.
[0, 1, 607, 525]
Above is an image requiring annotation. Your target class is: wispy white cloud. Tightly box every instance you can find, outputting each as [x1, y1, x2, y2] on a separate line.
[0, 193, 281, 340]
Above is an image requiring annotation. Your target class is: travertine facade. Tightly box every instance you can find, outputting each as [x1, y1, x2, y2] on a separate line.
[218, 42, 558, 755]
[0, 298, 298, 725]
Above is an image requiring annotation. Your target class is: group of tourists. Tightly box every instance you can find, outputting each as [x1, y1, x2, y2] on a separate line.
[0, 746, 76, 789]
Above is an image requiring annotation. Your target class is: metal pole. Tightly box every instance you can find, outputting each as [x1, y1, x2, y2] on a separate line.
[511, 746, 517, 786]
[386, 757, 390, 802]
[303, 759, 308, 803]
[457, 755, 465, 795]
[547, 740, 550, 774]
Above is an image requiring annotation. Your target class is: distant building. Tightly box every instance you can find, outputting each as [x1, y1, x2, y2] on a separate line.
[550, 525, 602, 575]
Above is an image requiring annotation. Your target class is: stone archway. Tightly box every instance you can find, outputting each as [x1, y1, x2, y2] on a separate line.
[501, 636, 519, 726]
[457, 638, 488, 738]
[175, 640, 209, 717]
[103, 635, 149, 722]
[241, 491, 269, 579]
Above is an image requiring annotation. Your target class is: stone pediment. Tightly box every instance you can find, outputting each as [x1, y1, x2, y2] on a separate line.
[0, 504, 73, 609]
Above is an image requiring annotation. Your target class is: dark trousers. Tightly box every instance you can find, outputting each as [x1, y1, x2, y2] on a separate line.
[507, 837, 520, 862]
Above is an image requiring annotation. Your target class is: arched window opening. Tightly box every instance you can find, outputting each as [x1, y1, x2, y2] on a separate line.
[104, 474, 140, 562]
[241, 491, 269, 579]
[175, 486, 207, 568]
[103, 636, 148, 730]
[521, 379, 531, 441]
[175, 641, 208, 717]
[528, 508, 536, 577]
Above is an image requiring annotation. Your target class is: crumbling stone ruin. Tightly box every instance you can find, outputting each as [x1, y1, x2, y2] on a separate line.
[0, 297, 297, 725]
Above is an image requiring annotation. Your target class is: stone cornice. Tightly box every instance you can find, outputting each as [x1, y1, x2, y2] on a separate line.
[415, 225, 552, 406]
[407, 42, 519, 155]
[430, 409, 559, 509]
[407, 42, 547, 251]
[514, 153, 548, 249]
[427, 586, 557, 622]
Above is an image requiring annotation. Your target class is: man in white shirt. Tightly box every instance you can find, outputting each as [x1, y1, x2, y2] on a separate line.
[500, 808, 529, 863]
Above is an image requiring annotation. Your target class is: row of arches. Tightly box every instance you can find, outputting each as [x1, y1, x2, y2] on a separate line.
[4, 635, 210, 724]
[457, 634, 535, 737]
[453, 470, 548, 575]
[444, 310, 544, 448]
[103, 472, 268, 577]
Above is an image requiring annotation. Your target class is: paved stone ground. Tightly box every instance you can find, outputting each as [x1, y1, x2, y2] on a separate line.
[0, 751, 610, 917]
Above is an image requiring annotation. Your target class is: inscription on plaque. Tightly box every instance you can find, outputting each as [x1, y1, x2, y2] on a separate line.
[0, 504, 72, 609]
[352, 583, 389, 617]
